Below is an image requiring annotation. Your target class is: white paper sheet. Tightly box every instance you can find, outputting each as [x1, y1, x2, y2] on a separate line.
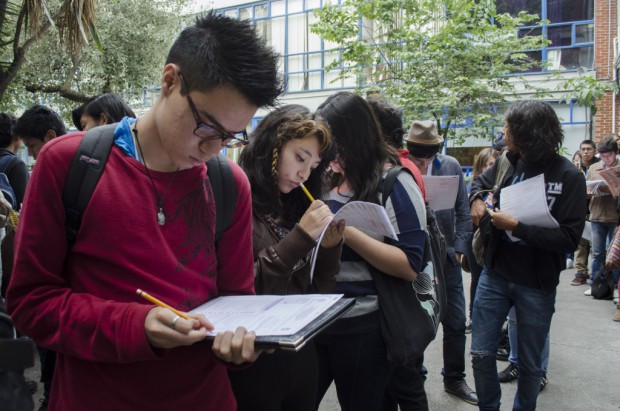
[422, 175, 459, 211]
[582, 221, 592, 242]
[189, 294, 343, 336]
[499, 174, 559, 242]
[308, 201, 398, 281]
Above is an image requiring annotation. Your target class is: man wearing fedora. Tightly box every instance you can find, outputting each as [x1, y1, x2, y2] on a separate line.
[406, 120, 477, 405]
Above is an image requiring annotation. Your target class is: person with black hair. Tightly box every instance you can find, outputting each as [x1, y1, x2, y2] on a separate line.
[13, 105, 66, 160]
[72, 93, 136, 131]
[0, 113, 29, 209]
[230, 105, 343, 411]
[7, 11, 281, 411]
[314, 92, 427, 411]
[366, 93, 426, 201]
[470, 100, 586, 410]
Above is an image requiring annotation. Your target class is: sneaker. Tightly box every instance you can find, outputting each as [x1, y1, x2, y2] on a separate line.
[496, 348, 509, 361]
[571, 272, 588, 285]
[465, 319, 472, 334]
[566, 258, 574, 268]
[444, 380, 478, 405]
[584, 287, 592, 296]
[540, 373, 548, 392]
[613, 289, 619, 304]
[614, 305, 620, 322]
[498, 362, 519, 383]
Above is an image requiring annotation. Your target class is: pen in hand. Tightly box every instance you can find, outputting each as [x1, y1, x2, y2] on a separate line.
[299, 182, 315, 202]
[136, 289, 190, 320]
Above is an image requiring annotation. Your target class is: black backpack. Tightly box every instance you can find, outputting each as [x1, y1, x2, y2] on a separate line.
[591, 269, 614, 300]
[63, 123, 237, 245]
[381, 166, 448, 323]
[369, 165, 448, 364]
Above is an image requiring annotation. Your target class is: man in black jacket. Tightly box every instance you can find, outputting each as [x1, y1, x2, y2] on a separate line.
[469, 100, 586, 411]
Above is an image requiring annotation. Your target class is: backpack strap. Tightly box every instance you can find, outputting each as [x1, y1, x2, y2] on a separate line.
[493, 152, 511, 194]
[381, 165, 414, 207]
[206, 153, 237, 242]
[63, 124, 117, 245]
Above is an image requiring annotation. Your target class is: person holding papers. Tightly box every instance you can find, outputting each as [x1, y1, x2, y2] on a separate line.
[6, 12, 282, 411]
[584, 136, 620, 299]
[314, 92, 427, 411]
[231, 105, 344, 411]
[469, 100, 586, 411]
[405, 120, 477, 405]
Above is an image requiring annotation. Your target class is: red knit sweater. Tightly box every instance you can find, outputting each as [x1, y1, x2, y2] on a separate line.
[7, 132, 255, 411]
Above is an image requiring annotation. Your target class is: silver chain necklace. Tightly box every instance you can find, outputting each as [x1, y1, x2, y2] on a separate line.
[132, 119, 180, 226]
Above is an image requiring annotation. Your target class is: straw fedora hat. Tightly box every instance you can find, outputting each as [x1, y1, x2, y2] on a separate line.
[405, 120, 443, 145]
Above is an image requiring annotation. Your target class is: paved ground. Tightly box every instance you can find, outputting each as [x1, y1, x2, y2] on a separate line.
[25, 267, 619, 410]
[318, 267, 620, 411]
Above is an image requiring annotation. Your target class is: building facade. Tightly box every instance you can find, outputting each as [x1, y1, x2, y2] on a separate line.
[205, 0, 617, 159]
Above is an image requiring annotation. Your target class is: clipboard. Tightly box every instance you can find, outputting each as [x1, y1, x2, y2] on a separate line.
[195, 296, 355, 351]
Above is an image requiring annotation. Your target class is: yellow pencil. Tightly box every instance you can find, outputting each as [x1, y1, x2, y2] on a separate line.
[136, 289, 190, 319]
[299, 183, 315, 202]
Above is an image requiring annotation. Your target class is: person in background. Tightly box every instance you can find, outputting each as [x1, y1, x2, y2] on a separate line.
[470, 100, 586, 411]
[584, 136, 620, 301]
[0, 113, 29, 209]
[13, 105, 66, 160]
[314, 92, 427, 411]
[463, 147, 496, 332]
[230, 105, 344, 411]
[406, 121, 477, 405]
[571, 140, 598, 286]
[565, 150, 582, 269]
[72, 93, 136, 131]
[6, 11, 281, 411]
[365, 93, 426, 201]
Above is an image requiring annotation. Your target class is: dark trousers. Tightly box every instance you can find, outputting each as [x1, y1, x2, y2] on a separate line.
[229, 342, 318, 411]
[464, 240, 483, 318]
[381, 356, 428, 411]
[315, 326, 390, 411]
[441, 260, 467, 383]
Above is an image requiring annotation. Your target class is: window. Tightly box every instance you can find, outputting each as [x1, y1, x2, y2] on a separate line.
[499, 0, 594, 73]
[219, 0, 353, 93]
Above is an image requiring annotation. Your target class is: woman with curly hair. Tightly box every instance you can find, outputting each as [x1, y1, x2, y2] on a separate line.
[230, 105, 345, 411]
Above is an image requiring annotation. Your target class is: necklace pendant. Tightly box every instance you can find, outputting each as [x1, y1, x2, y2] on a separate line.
[157, 208, 166, 226]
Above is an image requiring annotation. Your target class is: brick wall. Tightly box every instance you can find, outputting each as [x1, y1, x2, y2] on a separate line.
[594, 0, 619, 143]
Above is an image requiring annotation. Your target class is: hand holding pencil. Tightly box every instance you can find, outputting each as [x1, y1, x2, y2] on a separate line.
[137, 289, 266, 364]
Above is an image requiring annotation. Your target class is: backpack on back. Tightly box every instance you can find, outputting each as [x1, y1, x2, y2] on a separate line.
[0, 154, 17, 209]
[63, 123, 237, 245]
[369, 165, 447, 365]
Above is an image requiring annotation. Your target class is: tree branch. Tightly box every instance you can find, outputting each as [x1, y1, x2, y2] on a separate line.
[24, 83, 89, 102]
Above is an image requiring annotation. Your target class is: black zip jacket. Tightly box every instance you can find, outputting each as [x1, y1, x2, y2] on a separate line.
[470, 151, 586, 294]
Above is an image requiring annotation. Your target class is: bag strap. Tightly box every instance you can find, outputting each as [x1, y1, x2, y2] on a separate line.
[381, 165, 414, 207]
[206, 153, 237, 242]
[63, 124, 117, 245]
[493, 152, 511, 194]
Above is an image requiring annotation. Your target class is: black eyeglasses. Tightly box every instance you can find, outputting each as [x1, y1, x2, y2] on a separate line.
[178, 72, 249, 149]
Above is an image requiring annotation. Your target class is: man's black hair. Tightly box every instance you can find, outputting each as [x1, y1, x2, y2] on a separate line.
[14, 105, 66, 141]
[597, 136, 618, 154]
[366, 93, 405, 149]
[71, 96, 98, 130]
[579, 139, 596, 150]
[0, 113, 17, 148]
[504, 100, 563, 165]
[166, 10, 282, 108]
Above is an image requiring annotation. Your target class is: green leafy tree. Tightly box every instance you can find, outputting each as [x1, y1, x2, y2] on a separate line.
[312, 0, 549, 144]
[0, 0, 99, 104]
[0, 0, 189, 121]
